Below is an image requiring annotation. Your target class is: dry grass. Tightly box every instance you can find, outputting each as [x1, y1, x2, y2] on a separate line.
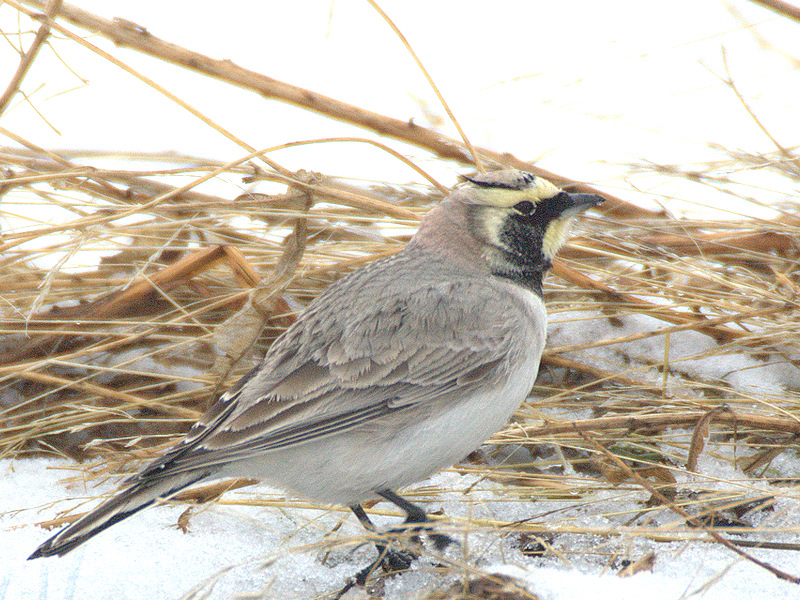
[2, 0, 800, 590]
[4, 148, 795, 463]
[0, 154, 431, 459]
[3, 142, 799, 578]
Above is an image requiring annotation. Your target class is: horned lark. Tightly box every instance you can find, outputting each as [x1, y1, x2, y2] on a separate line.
[29, 169, 602, 586]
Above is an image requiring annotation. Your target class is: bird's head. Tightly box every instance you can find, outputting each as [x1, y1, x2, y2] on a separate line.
[460, 170, 603, 264]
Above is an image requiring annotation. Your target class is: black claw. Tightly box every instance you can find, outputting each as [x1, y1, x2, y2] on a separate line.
[333, 545, 417, 599]
[380, 547, 417, 574]
[338, 492, 452, 597]
[429, 531, 455, 551]
[333, 577, 357, 600]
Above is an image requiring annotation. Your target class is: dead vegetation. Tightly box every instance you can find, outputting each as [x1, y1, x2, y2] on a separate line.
[2, 0, 800, 592]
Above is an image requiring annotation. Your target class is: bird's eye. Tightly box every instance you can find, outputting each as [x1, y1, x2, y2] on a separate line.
[513, 200, 535, 216]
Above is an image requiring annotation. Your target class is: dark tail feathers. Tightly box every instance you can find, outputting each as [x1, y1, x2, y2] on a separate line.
[29, 471, 206, 559]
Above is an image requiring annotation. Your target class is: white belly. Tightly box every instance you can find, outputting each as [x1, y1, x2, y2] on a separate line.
[225, 289, 546, 505]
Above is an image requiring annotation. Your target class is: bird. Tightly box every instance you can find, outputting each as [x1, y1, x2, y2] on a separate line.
[29, 169, 603, 587]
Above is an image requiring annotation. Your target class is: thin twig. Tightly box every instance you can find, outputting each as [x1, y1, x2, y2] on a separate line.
[719, 48, 800, 174]
[365, 0, 485, 174]
[747, 0, 800, 23]
[579, 430, 800, 585]
[0, 0, 63, 115]
[494, 410, 800, 442]
[13, 0, 653, 218]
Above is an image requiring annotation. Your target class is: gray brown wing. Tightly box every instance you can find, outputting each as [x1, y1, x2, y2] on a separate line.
[139, 271, 540, 479]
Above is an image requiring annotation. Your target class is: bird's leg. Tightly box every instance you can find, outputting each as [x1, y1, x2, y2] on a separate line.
[335, 493, 456, 598]
[350, 504, 418, 571]
[335, 504, 418, 598]
[377, 489, 454, 551]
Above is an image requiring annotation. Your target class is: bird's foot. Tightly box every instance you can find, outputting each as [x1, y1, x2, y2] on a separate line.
[333, 545, 418, 599]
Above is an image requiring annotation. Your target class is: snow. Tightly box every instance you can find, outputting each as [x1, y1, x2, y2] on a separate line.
[2, 0, 800, 598]
[4, 457, 800, 599]
[4, 307, 800, 599]
[548, 310, 800, 395]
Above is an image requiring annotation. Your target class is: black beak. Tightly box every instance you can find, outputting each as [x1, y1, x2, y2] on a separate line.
[561, 192, 604, 217]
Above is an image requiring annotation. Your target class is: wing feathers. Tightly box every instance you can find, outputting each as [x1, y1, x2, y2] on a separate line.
[135, 273, 536, 481]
